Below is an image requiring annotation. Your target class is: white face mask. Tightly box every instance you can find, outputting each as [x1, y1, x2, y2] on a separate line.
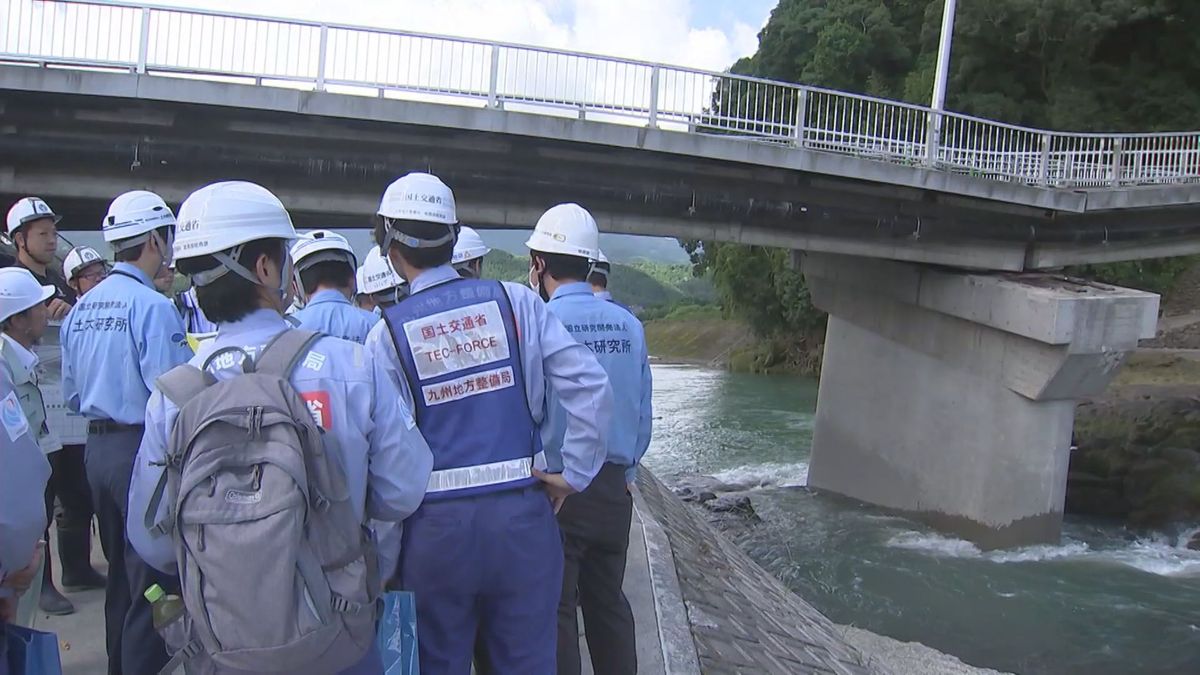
[527, 265, 539, 292]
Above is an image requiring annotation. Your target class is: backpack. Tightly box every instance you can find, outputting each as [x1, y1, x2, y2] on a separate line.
[145, 329, 380, 675]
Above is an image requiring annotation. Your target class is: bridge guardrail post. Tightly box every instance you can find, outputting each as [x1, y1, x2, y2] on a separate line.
[1039, 133, 1051, 187]
[793, 87, 808, 148]
[648, 66, 660, 128]
[487, 45, 500, 109]
[925, 111, 942, 168]
[136, 7, 150, 74]
[316, 25, 328, 91]
[1110, 137, 1124, 187]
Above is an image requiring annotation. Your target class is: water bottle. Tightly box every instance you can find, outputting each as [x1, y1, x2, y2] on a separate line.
[144, 584, 185, 631]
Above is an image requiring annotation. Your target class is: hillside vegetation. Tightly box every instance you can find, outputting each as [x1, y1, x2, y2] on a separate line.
[683, 0, 1200, 371]
[481, 249, 715, 311]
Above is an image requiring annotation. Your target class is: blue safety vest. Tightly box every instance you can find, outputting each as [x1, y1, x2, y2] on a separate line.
[383, 278, 539, 500]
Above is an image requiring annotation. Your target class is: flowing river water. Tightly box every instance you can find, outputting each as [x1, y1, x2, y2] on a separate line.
[643, 364, 1200, 675]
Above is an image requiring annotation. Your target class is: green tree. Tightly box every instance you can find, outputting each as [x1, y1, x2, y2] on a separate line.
[690, 0, 1199, 331]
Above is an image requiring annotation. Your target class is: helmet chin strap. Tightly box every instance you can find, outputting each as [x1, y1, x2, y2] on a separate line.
[197, 242, 294, 307]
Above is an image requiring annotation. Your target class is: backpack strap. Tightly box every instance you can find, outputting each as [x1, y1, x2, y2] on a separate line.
[254, 329, 324, 379]
[155, 364, 215, 410]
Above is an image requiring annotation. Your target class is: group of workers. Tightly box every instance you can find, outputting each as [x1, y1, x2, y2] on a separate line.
[0, 172, 652, 675]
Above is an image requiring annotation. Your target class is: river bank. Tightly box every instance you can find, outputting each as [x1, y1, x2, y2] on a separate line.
[643, 313, 822, 375]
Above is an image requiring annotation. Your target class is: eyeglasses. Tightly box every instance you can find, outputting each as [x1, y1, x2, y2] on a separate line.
[77, 269, 108, 282]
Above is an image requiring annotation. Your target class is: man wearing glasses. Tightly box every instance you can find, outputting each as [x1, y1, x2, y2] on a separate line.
[63, 246, 110, 297]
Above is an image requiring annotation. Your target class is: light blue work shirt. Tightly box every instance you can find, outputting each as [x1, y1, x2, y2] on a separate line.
[60, 262, 192, 425]
[365, 265, 611, 494]
[547, 283, 652, 483]
[0, 364, 50, 592]
[293, 288, 381, 344]
[128, 309, 434, 576]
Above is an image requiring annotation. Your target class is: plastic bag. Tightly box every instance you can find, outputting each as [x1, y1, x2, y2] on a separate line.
[4, 624, 63, 675]
[376, 591, 419, 675]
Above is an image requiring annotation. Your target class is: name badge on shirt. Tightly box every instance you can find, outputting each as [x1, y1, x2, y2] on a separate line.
[402, 301, 510, 381]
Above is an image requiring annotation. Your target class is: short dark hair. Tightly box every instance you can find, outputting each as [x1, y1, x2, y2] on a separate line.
[175, 238, 285, 324]
[374, 216, 455, 270]
[113, 226, 172, 263]
[588, 262, 610, 288]
[533, 251, 590, 283]
[299, 260, 354, 295]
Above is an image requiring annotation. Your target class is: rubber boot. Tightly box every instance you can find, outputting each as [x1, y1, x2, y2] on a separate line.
[58, 526, 106, 592]
[39, 551, 75, 616]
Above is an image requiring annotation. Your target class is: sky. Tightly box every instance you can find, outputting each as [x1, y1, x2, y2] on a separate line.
[151, 0, 777, 73]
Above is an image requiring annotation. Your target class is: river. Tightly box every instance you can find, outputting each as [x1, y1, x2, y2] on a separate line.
[643, 363, 1200, 675]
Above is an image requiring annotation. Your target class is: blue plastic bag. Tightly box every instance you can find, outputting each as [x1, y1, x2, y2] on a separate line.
[4, 624, 62, 675]
[377, 591, 419, 675]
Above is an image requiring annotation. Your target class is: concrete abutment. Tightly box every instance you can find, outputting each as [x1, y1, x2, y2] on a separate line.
[800, 252, 1159, 548]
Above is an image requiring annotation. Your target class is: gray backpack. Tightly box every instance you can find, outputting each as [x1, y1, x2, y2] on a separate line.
[145, 329, 380, 675]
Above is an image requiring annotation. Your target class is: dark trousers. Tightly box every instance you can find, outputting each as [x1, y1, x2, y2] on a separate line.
[556, 463, 636, 675]
[84, 427, 172, 675]
[43, 443, 94, 533]
[401, 486, 562, 675]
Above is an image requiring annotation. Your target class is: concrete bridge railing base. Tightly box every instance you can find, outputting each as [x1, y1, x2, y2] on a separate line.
[801, 252, 1160, 549]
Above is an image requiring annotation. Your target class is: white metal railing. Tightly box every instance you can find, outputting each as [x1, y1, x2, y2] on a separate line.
[3, 0, 1199, 190]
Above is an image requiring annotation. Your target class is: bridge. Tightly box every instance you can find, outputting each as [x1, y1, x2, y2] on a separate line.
[2, 0, 1197, 547]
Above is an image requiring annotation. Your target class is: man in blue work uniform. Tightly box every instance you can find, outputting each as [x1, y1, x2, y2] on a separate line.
[60, 190, 192, 675]
[528, 205, 653, 675]
[365, 172, 612, 675]
[291, 230, 380, 343]
[0, 360, 52, 639]
[127, 180, 434, 674]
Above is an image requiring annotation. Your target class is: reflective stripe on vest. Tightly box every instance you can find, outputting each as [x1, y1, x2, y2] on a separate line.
[427, 451, 546, 494]
[383, 278, 541, 500]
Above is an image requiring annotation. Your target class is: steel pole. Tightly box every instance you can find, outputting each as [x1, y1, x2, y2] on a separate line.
[931, 0, 957, 112]
[927, 0, 958, 166]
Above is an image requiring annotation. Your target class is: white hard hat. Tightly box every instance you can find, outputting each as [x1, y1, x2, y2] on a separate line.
[358, 246, 404, 295]
[174, 181, 297, 288]
[594, 249, 609, 265]
[175, 182, 296, 261]
[0, 267, 56, 323]
[63, 246, 107, 281]
[452, 226, 491, 264]
[525, 203, 601, 260]
[6, 197, 61, 235]
[290, 230, 356, 271]
[378, 173, 458, 251]
[378, 173, 457, 224]
[102, 190, 176, 250]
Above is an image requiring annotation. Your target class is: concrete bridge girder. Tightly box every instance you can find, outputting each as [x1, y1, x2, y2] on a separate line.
[801, 252, 1159, 548]
[4, 65, 1200, 272]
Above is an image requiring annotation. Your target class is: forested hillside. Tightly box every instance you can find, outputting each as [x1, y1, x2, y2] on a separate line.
[481, 249, 714, 310]
[688, 0, 1200, 356]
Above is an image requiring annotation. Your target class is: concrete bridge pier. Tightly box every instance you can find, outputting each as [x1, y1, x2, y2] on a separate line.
[800, 252, 1159, 549]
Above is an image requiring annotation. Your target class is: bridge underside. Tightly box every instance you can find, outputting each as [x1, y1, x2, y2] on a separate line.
[4, 65, 1200, 270]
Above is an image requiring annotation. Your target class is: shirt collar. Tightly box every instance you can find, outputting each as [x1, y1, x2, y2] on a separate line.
[216, 308, 288, 337]
[307, 289, 351, 307]
[112, 262, 155, 288]
[409, 265, 463, 294]
[1, 333, 38, 372]
[550, 282, 594, 301]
